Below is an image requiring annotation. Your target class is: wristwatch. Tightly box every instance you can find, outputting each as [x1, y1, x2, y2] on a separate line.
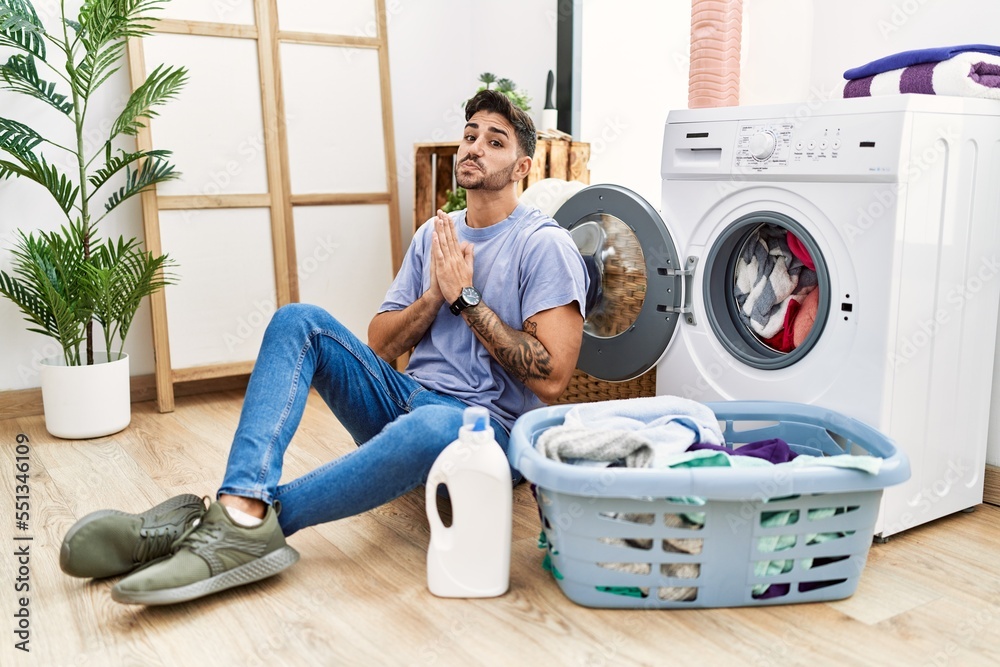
[450, 286, 482, 315]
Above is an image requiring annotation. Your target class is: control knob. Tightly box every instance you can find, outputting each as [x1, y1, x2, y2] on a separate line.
[748, 131, 776, 161]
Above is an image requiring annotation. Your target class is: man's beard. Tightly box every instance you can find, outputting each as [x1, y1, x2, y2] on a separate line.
[456, 155, 518, 191]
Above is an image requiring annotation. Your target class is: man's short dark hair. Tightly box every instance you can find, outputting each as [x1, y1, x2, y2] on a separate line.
[465, 89, 536, 159]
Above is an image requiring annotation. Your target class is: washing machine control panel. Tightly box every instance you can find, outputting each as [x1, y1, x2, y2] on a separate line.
[735, 121, 856, 172]
[735, 123, 795, 169]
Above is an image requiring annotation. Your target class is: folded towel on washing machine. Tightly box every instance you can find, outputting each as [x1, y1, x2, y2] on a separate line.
[535, 395, 724, 468]
[843, 45, 1000, 79]
[843, 50, 1000, 100]
[734, 226, 817, 339]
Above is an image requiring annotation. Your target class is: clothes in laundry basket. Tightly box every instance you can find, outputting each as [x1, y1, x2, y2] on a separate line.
[534, 395, 724, 468]
[688, 437, 797, 463]
[674, 442, 883, 474]
[534, 397, 883, 473]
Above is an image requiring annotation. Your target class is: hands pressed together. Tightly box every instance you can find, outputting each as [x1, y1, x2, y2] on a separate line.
[430, 209, 474, 307]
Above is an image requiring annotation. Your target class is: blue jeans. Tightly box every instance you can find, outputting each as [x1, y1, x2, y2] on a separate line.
[218, 303, 514, 536]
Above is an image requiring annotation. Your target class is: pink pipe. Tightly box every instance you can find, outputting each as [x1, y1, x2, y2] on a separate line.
[689, 0, 743, 108]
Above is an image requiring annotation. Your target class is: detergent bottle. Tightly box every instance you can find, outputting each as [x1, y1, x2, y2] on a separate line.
[426, 406, 512, 597]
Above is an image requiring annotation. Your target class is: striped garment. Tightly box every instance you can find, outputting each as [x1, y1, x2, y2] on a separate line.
[844, 51, 1000, 100]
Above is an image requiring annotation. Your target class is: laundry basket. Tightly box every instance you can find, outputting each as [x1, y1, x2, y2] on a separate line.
[508, 401, 910, 609]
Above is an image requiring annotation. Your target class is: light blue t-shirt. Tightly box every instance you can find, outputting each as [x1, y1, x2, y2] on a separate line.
[379, 203, 588, 433]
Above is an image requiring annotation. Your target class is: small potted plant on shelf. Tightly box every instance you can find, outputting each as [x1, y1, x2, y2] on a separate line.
[0, 0, 186, 439]
[476, 72, 531, 112]
[443, 73, 532, 213]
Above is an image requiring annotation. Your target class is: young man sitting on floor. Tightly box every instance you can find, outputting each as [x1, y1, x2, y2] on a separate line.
[59, 89, 589, 605]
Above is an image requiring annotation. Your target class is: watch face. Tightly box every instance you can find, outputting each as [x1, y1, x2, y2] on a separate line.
[462, 286, 481, 306]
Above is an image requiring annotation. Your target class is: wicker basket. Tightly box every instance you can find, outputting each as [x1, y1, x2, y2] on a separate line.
[554, 369, 657, 405]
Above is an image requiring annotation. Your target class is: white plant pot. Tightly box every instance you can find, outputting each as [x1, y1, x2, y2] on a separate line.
[40, 352, 131, 439]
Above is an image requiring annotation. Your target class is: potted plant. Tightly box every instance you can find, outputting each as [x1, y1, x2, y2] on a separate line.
[0, 0, 186, 438]
[475, 72, 531, 112]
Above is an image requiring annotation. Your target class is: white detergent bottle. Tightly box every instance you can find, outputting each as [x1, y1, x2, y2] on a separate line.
[426, 406, 512, 597]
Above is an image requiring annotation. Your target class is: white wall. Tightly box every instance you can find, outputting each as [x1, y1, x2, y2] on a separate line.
[809, 0, 1000, 100]
[741, 0, 1000, 103]
[579, 0, 691, 209]
[739, 0, 814, 105]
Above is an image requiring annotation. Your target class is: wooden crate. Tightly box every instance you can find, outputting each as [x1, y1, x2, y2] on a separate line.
[413, 138, 591, 231]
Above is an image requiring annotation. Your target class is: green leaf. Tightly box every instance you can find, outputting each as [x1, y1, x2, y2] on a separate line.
[34, 156, 79, 213]
[0, 228, 91, 358]
[110, 63, 187, 138]
[79, 0, 169, 52]
[0, 154, 79, 213]
[0, 54, 73, 114]
[0, 0, 47, 60]
[72, 39, 126, 95]
[103, 154, 179, 212]
[478, 72, 496, 85]
[87, 147, 171, 194]
[74, 0, 171, 96]
[0, 115, 43, 159]
[509, 90, 531, 112]
[84, 236, 176, 355]
[441, 187, 466, 214]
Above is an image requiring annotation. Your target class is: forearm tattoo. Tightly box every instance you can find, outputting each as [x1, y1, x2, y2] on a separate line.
[465, 307, 553, 383]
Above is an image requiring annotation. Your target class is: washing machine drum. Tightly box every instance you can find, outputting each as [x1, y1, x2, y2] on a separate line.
[554, 184, 681, 382]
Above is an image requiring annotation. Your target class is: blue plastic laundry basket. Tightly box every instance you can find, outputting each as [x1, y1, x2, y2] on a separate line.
[508, 401, 910, 609]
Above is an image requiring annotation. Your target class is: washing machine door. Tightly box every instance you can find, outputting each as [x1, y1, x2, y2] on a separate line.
[554, 184, 683, 381]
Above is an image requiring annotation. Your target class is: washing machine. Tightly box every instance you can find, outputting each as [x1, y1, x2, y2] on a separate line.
[551, 95, 1000, 538]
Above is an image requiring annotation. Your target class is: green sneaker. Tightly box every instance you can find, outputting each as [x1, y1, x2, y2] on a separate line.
[60, 494, 207, 579]
[111, 501, 299, 606]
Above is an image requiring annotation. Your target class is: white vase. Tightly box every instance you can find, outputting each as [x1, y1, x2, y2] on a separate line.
[40, 352, 131, 439]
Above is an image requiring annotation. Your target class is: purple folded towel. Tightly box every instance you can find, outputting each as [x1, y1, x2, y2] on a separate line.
[844, 44, 1000, 80]
[843, 52, 1000, 100]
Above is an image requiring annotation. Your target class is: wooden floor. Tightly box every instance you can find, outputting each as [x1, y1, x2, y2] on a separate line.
[2, 389, 999, 666]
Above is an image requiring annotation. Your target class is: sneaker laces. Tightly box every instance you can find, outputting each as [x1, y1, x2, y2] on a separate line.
[172, 520, 223, 554]
[160, 496, 211, 556]
[134, 525, 183, 563]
